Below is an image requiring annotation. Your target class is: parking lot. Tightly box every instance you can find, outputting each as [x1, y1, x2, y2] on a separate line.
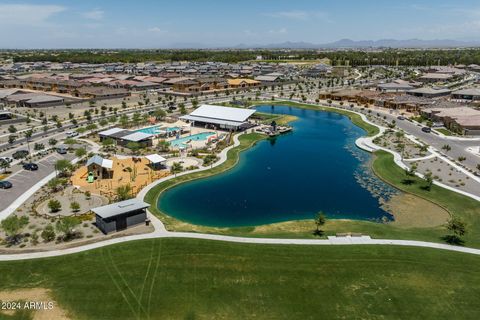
[0, 152, 76, 212]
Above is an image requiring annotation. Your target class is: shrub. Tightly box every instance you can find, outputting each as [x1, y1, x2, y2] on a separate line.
[41, 225, 56, 242]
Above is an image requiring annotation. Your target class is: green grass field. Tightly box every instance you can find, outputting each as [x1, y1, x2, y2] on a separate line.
[371, 150, 480, 246]
[1, 239, 480, 319]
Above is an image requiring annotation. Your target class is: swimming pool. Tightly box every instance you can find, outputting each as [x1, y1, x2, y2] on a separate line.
[135, 126, 180, 135]
[170, 132, 216, 148]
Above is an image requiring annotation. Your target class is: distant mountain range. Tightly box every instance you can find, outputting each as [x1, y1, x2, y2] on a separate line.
[229, 39, 480, 49]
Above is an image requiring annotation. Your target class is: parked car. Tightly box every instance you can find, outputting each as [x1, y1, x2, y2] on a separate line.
[0, 157, 13, 163]
[397, 115, 405, 120]
[66, 131, 79, 138]
[0, 180, 12, 189]
[22, 163, 38, 171]
[56, 146, 68, 154]
[421, 127, 432, 133]
[12, 150, 29, 159]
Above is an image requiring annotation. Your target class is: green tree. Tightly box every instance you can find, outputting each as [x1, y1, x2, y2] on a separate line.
[8, 135, 16, 144]
[47, 178, 62, 192]
[8, 125, 16, 133]
[56, 217, 81, 241]
[423, 171, 433, 191]
[55, 159, 72, 177]
[116, 184, 133, 201]
[0, 159, 10, 173]
[314, 211, 327, 235]
[102, 138, 115, 148]
[70, 201, 80, 213]
[48, 138, 58, 146]
[445, 216, 467, 245]
[132, 112, 142, 126]
[86, 123, 97, 133]
[119, 114, 129, 127]
[75, 147, 87, 158]
[170, 162, 183, 175]
[1, 215, 29, 245]
[48, 199, 62, 213]
[41, 225, 56, 242]
[126, 141, 142, 154]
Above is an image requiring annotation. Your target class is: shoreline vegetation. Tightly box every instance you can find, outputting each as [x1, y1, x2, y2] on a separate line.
[145, 102, 480, 247]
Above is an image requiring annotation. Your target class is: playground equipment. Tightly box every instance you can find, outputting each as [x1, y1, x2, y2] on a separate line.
[87, 172, 94, 183]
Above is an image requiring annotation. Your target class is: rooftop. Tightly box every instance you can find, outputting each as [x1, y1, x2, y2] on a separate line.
[86, 155, 113, 169]
[121, 132, 154, 142]
[188, 104, 256, 122]
[92, 199, 149, 219]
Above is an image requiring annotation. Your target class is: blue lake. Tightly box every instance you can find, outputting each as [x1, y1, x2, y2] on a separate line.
[158, 105, 397, 227]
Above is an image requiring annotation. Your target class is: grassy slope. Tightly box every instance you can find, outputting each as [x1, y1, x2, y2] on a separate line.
[371, 150, 480, 246]
[1, 238, 480, 320]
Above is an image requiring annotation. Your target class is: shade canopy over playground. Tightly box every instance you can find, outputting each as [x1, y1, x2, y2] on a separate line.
[145, 154, 167, 164]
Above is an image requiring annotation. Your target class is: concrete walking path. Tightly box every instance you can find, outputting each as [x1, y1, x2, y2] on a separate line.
[1, 212, 480, 261]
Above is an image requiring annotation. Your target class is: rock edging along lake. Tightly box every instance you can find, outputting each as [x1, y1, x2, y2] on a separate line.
[158, 105, 397, 227]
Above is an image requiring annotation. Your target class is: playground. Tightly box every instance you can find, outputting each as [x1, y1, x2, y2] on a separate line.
[71, 156, 170, 199]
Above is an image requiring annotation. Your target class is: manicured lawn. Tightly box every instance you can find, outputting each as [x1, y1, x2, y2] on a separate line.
[371, 150, 480, 246]
[1, 239, 480, 319]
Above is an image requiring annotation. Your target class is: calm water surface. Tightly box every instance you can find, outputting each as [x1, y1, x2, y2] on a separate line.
[158, 105, 397, 227]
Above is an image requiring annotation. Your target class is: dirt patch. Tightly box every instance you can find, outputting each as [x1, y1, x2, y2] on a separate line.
[252, 220, 312, 234]
[382, 193, 450, 228]
[0, 288, 70, 320]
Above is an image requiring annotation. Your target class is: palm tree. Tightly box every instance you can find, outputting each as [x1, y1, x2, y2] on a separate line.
[442, 144, 451, 153]
[116, 184, 133, 201]
[24, 129, 33, 155]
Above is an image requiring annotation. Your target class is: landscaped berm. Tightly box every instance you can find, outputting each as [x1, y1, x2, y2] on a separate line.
[0, 239, 480, 319]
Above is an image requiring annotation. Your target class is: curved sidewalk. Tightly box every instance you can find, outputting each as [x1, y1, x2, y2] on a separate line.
[1, 221, 479, 261]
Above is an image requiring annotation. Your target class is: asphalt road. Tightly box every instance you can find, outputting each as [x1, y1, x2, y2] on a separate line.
[367, 107, 480, 171]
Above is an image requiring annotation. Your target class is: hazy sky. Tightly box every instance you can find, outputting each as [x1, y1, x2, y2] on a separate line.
[1, 0, 479, 48]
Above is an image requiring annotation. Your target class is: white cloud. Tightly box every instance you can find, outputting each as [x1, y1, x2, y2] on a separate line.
[0, 4, 65, 26]
[83, 8, 104, 20]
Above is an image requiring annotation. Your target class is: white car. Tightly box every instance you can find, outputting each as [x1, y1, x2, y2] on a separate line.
[66, 131, 79, 138]
[0, 157, 13, 163]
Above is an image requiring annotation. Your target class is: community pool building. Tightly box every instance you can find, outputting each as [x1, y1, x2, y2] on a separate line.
[180, 104, 256, 131]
